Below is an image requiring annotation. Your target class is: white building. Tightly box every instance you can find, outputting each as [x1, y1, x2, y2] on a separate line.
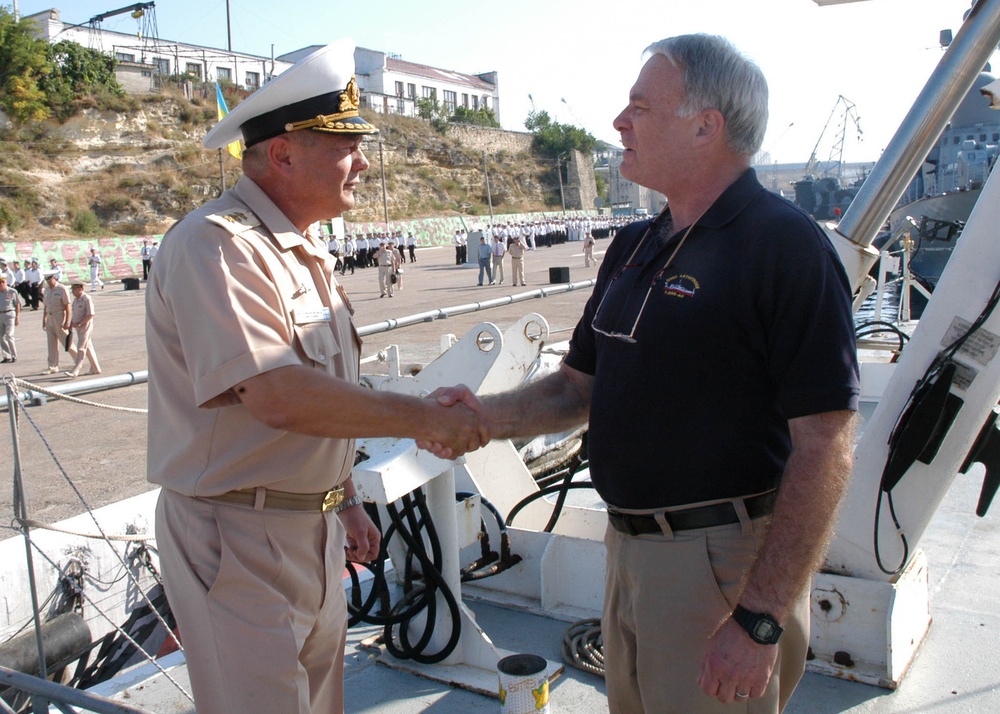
[599, 146, 666, 216]
[24, 8, 282, 95]
[276, 46, 500, 122]
[23, 9, 500, 120]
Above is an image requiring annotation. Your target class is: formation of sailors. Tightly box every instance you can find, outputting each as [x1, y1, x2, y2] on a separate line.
[476, 215, 636, 249]
[1, 257, 45, 310]
[330, 229, 419, 275]
[332, 215, 641, 271]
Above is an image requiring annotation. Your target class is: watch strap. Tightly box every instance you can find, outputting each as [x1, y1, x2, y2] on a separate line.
[732, 604, 784, 645]
[335, 494, 364, 513]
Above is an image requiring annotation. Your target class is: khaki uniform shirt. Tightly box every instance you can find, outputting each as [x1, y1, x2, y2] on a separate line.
[146, 176, 360, 497]
[508, 241, 525, 259]
[0, 287, 20, 312]
[42, 283, 70, 318]
[71, 291, 94, 326]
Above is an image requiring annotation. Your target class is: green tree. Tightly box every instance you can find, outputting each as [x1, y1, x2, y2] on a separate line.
[451, 105, 500, 129]
[416, 97, 449, 132]
[524, 109, 596, 159]
[0, 9, 124, 124]
[0, 7, 52, 122]
[41, 40, 123, 119]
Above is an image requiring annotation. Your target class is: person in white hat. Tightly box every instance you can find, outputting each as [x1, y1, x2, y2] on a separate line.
[145, 40, 488, 714]
[64, 279, 100, 378]
[41, 270, 74, 373]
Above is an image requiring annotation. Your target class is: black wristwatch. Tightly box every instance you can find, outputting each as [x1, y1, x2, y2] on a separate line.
[732, 605, 784, 645]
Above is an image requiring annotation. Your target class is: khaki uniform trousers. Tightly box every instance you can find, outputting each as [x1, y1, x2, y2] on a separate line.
[0, 311, 16, 360]
[603, 512, 809, 714]
[378, 264, 394, 296]
[511, 256, 525, 286]
[69, 321, 100, 375]
[491, 254, 505, 284]
[156, 488, 349, 714]
[44, 321, 75, 369]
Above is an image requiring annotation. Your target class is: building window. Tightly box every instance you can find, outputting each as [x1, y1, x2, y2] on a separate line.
[246, 71, 260, 89]
[422, 86, 436, 100]
[185, 63, 202, 79]
[396, 98, 405, 114]
[115, 52, 135, 63]
[481, 95, 490, 109]
[472, 95, 479, 110]
[153, 57, 170, 75]
[395, 81, 404, 97]
[217, 67, 233, 82]
[462, 93, 469, 108]
[443, 90, 457, 112]
[407, 83, 416, 98]
[993, 133, 999, 141]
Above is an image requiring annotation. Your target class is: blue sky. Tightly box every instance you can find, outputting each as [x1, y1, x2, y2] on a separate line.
[12, 0, 997, 164]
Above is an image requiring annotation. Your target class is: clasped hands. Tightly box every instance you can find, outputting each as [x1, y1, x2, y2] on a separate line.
[416, 384, 490, 460]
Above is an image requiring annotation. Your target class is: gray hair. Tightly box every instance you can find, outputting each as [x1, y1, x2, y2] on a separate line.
[644, 34, 768, 157]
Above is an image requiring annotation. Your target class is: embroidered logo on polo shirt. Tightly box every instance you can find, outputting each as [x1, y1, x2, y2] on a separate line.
[662, 274, 700, 299]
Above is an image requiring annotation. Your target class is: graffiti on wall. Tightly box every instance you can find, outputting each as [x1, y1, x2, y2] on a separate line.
[0, 209, 598, 281]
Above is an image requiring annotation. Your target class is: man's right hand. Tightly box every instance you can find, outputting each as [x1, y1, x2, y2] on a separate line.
[417, 386, 488, 458]
[419, 387, 490, 459]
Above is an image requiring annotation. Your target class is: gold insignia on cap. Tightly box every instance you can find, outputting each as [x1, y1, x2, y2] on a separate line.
[283, 76, 376, 136]
[340, 77, 360, 113]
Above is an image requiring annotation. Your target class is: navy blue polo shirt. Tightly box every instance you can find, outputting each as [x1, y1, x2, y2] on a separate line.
[565, 169, 859, 509]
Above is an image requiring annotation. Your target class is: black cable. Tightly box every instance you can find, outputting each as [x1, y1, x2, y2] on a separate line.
[872, 275, 1000, 574]
[455, 492, 522, 581]
[343, 490, 463, 664]
[384, 491, 462, 664]
[854, 320, 910, 354]
[873, 489, 909, 576]
[505, 482, 597, 529]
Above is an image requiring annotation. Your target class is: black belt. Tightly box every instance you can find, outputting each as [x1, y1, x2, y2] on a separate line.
[608, 491, 777, 535]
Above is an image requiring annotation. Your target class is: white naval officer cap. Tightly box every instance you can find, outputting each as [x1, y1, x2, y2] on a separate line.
[203, 40, 378, 151]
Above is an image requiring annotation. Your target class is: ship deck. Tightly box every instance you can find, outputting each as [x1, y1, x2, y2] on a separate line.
[0, 237, 997, 712]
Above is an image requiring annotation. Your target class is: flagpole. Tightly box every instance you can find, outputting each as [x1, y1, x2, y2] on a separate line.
[219, 148, 226, 192]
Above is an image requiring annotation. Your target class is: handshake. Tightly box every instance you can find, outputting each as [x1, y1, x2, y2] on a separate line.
[415, 384, 493, 460]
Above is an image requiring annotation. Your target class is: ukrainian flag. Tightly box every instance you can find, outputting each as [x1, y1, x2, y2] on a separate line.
[215, 84, 243, 159]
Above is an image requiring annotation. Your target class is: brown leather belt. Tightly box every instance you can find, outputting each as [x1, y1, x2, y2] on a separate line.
[201, 486, 345, 512]
[608, 491, 777, 535]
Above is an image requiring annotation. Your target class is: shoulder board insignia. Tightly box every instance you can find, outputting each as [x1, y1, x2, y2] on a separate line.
[206, 208, 262, 234]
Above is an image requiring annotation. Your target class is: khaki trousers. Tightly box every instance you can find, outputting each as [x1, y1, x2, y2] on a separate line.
[45, 321, 75, 369]
[603, 513, 809, 714]
[156, 489, 349, 714]
[378, 264, 394, 296]
[70, 321, 100, 375]
[0, 311, 16, 359]
[511, 256, 524, 285]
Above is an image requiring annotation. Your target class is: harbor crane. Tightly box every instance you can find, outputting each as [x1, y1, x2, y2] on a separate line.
[804, 94, 864, 180]
[82, 3, 159, 54]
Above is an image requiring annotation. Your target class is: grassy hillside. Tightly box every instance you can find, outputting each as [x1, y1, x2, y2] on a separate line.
[0, 90, 562, 241]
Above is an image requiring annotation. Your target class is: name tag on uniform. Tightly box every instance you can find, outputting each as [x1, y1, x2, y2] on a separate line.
[292, 307, 331, 324]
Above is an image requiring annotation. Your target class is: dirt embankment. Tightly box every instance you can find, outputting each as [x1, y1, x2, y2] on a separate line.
[0, 99, 560, 243]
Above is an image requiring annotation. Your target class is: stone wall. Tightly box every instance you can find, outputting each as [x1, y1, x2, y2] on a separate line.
[566, 150, 598, 211]
[445, 125, 533, 156]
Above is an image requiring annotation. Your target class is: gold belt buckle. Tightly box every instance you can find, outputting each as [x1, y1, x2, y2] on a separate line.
[321, 488, 344, 512]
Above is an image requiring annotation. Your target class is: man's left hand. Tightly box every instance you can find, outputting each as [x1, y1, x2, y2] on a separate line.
[339, 505, 381, 563]
[697, 617, 778, 703]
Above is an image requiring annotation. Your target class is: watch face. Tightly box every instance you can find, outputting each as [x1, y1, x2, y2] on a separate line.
[753, 621, 777, 641]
